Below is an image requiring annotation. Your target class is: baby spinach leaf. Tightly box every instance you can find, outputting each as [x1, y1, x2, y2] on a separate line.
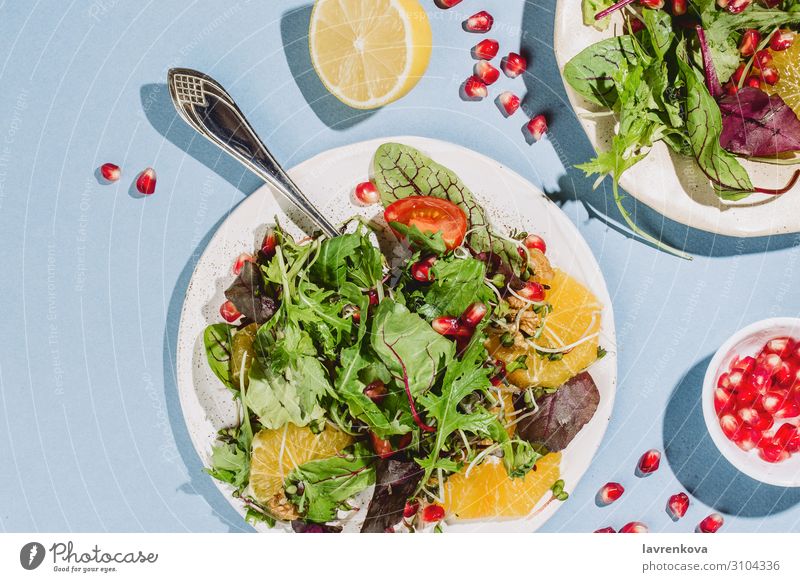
[203, 323, 235, 389]
[642, 8, 673, 60]
[311, 231, 383, 290]
[563, 35, 639, 108]
[285, 443, 376, 524]
[422, 256, 493, 319]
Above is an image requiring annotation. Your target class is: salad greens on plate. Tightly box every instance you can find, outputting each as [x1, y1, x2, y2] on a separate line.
[201, 143, 605, 532]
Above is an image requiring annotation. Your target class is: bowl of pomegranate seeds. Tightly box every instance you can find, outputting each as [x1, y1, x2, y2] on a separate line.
[703, 318, 800, 486]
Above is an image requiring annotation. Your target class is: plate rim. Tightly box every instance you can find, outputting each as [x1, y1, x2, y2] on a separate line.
[175, 135, 618, 532]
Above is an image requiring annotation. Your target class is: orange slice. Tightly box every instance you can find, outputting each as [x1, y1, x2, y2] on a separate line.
[771, 41, 800, 116]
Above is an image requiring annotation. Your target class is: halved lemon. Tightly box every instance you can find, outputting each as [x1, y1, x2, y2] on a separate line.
[249, 423, 352, 504]
[770, 42, 800, 117]
[309, 0, 432, 109]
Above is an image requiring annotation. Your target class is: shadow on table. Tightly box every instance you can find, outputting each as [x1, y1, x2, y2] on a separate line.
[280, 4, 376, 130]
[161, 212, 252, 533]
[663, 355, 800, 517]
[519, 1, 800, 259]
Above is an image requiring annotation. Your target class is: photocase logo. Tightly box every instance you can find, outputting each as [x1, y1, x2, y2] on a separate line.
[20, 542, 46, 570]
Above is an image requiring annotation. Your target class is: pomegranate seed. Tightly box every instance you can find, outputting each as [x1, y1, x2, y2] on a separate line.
[762, 391, 789, 414]
[432, 316, 460, 336]
[523, 234, 547, 254]
[594, 527, 616, 533]
[731, 64, 747, 86]
[411, 256, 436, 282]
[351, 307, 361, 323]
[232, 252, 254, 276]
[755, 50, 773, 70]
[460, 302, 488, 328]
[598, 482, 624, 505]
[464, 75, 488, 100]
[363, 380, 387, 404]
[625, 18, 645, 35]
[714, 388, 735, 415]
[774, 423, 800, 452]
[759, 441, 790, 463]
[526, 115, 548, 141]
[403, 500, 419, 518]
[136, 167, 157, 195]
[354, 181, 380, 205]
[671, 0, 687, 15]
[370, 432, 395, 459]
[620, 522, 648, 533]
[720, 414, 742, 439]
[640, 0, 665, 7]
[698, 513, 723, 533]
[100, 163, 121, 182]
[497, 91, 521, 117]
[734, 426, 763, 451]
[775, 361, 795, 387]
[637, 449, 661, 474]
[261, 230, 276, 258]
[726, 0, 752, 13]
[219, 300, 241, 323]
[737, 407, 773, 431]
[745, 76, 762, 89]
[667, 493, 689, 519]
[517, 281, 546, 302]
[502, 52, 527, 78]
[465, 11, 493, 32]
[728, 370, 746, 389]
[717, 0, 729, 7]
[739, 29, 760, 56]
[735, 384, 759, 407]
[437, 0, 463, 7]
[771, 29, 796, 51]
[421, 504, 445, 522]
[761, 67, 781, 85]
[717, 372, 731, 390]
[396, 433, 412, 450]
[765, 337, 795, 359]
[774, 400, 800, 419]
[475, 60, 500, 85]
[473, 39, 499, 60]
[367, 289, 379, 306]
[732, 355, 756, 374]
[750, 366, 772, 391]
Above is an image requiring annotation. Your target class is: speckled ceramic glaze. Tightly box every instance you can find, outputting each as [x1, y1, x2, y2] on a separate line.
[175, 136, 617, 532]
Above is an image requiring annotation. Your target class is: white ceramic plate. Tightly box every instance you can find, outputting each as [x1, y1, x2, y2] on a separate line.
[554, 0, 800, 238]
[176, 136, 618, 532]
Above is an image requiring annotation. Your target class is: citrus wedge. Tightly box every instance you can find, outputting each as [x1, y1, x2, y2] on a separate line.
[249, 423, 352, 504]
[443, 453, 561, 520]
[488, 269, 602, 388]
[771, 42, 800, 117]
[309, 0, 432, 109]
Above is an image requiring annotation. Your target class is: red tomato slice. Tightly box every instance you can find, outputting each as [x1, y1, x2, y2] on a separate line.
[384, 196, 468, 250]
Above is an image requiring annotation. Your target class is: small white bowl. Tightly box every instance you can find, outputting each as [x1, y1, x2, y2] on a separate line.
[702, 317, 800, 487]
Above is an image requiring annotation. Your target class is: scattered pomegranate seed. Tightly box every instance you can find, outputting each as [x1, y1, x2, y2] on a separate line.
[136, 167, 157, 195]
[232, 253, 254, 276]
[526, 115, 548, 141]
[100, 163, 121, 182]
[698, 513, 724, 533]
[473, 39, 499, 60]
[502, 52, 527, 78]
[432, 316, 460, 336]
[261, 230, 277, 258]
[667, 493, 689, 519]
[755, 49, 773, 69]
[354, 181, 380, 205]
[437, 0, 463, 7]
[465, 11, 493, 32]
[497, 91, 521, 117]
[403, 500, 419, 518]
[637, 449, 661, 474]
[726, 0, 752, 13]
[475, 60, 500, 85]
[363, 380, 387, 404]
[745, 76, 762, 89]
[598, 482, 625, 505]
[219, 300, 241, 323]
[620, 522, 648, 533]
[759, 440, 790, 463]
[464, 75, 488, 99]
[594, 526, 616, 533]
[625, 18, 645, 35]
[523, 234, 547, 254]
[421, 504, 445, 522]
[671, 0, 687, 15]
[717, 0, 729, 7]
[370, 432, 395, 459]
[739, 29, 760, 56]
[367, 289, 379, 306]
[771, 29, 796, 51]
[760, 66, 780, 85]
[731, 64, 747, 86]
[720, 414, 742, 440]
[411, 256, 436, 282]
[517, 281, 546, 302]
[640, 0, 665, 7]
[460, 302, 488, 328]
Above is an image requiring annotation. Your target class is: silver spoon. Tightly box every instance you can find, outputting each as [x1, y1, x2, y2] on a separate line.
[167, 67, 339, 238]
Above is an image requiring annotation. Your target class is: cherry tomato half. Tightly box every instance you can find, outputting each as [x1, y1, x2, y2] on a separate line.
[384, 196, 468, 251]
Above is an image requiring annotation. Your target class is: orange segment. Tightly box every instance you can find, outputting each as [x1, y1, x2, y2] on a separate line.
[488, 269, 602, 388]
[771, 42, 800, 116]
[443, 453, 561, 520]
[249, 424, 352, 504]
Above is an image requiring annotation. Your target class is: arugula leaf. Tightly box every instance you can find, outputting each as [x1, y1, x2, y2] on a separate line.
[208, 442, 249, 488]
[563, 35, 640, 108]
[372, 143, 523, 273]
[203, 323, 235, 389]
[285, 443, 376, 524]
[388, 221, 447, 255]
[310, 229, 383, 290]
[422, 256, 493, 319]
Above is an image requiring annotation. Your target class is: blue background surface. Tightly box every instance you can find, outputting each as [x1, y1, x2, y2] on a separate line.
[1, 0, 799, 533]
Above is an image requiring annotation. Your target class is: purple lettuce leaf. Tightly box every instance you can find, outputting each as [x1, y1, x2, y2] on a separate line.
[719, 87, 800, 157]
[360, 458, 422, 533]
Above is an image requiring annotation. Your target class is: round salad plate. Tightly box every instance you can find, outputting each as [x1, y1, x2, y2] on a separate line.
[175, 135, 617, 532]
[554, 0, 800, 238]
